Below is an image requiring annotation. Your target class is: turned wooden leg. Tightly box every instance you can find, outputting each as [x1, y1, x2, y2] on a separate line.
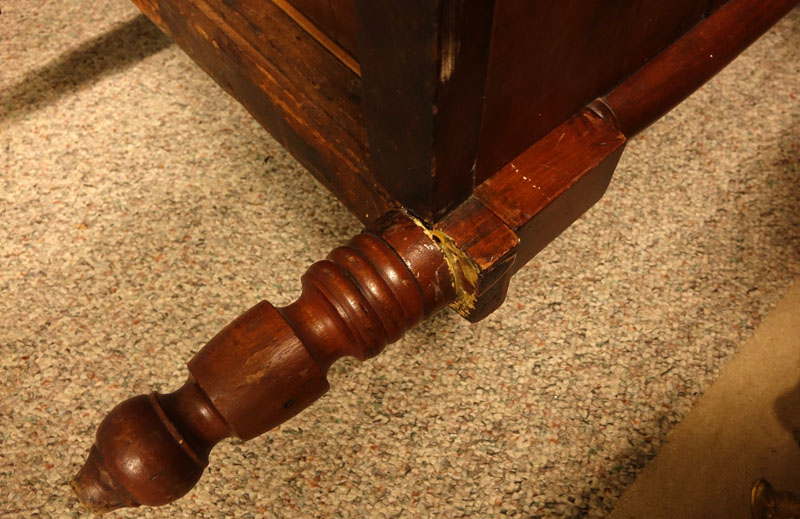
[71, 211, 456, 513]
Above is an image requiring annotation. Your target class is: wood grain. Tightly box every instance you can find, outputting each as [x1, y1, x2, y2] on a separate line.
[475, 108, 626, 273]
[475, 0, 708, 183]
[132, 0, 395, 224]
[434, 197, 518, 322]
[71, 211, 455, 512]
[285, 0, 358, 58]
[601, 0, 799, 137]
[354, 0, 496, 221]
[70, 1, 797, 514]
[273, 0, 359, 74]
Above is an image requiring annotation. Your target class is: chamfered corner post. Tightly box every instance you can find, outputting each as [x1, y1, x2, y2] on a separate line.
[70, 211, 458, 513]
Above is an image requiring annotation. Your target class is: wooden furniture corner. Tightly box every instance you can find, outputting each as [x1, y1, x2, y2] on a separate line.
[72, 0, 798, 513]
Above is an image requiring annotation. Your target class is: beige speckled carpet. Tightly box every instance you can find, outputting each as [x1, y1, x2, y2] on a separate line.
[609, 279, 800, 519]
[1, 3, 798, 518]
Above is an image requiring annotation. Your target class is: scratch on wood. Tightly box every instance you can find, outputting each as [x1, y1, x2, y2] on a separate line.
[439, 2, 460, 84]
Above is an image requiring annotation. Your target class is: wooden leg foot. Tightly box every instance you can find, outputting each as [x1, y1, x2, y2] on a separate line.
[71, 211, 456, 513]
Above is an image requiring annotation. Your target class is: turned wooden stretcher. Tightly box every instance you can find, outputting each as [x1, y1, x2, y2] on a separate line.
[71, 0, 798, 513]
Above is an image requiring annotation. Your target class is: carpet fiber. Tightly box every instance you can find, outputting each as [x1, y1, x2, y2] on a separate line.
[609, 279, 800, 519]
[1, 3, 798, 518]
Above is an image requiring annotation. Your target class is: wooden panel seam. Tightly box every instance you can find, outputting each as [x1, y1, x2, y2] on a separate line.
[272, 0, 360, 75]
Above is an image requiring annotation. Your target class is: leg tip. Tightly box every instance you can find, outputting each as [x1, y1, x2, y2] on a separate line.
[70, 445, 137, 515]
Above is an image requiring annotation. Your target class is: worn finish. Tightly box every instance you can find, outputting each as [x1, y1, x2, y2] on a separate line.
[71, 211, 456, 513]
[475, 0, 708, 183]
[130, 0, 794, 228]
[423, 108, 626, 323]
[600, 0, 800, 137]
[68, 0, 797, 514]
[132, 0, 395, 224]
[475, 108, 626, 273]
[68, 102, 627, 506]
[433, 197, 518, 322]
[354, 0, 496, 221]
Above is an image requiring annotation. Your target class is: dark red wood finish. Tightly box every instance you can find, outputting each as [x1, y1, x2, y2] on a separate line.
[129, 0, 794, 225]
[132, 0, 395, 224]
[474, 0, 709, 183]
[71, 212, 455, 512]
[599, 0, 799, 137]
[71, 0, 797, 513]
[476, 109, 626, 272]
[286, 0, 358, 57]
[70, 106, 631, 513]
[434, 197, 519, 322]
[354, 0, 496, 221]
[706, 0, 732, 15]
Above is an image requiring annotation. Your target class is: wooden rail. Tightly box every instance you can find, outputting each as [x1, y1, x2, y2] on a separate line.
[596, 0, 799, 137]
